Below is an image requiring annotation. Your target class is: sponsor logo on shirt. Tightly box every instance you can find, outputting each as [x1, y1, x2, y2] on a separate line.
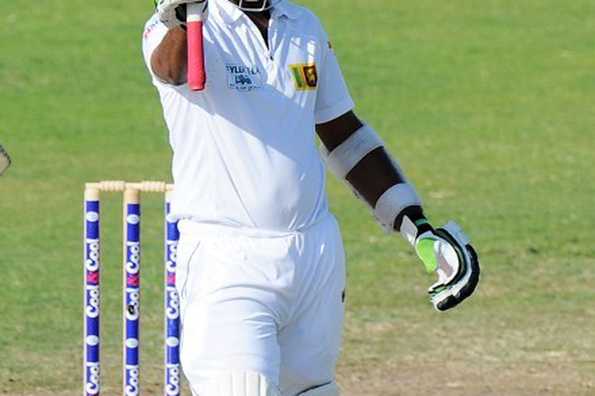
[225, 64, 263, 92]
[290, 63, 318, 91]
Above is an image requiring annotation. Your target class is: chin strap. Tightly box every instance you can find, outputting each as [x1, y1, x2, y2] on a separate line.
[234, 0, 282, 12]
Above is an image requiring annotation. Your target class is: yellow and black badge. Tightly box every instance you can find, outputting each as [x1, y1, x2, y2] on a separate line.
[290, 63, 318, 91]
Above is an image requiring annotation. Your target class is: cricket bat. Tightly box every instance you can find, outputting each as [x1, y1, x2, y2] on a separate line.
[187, 2, 206, 91]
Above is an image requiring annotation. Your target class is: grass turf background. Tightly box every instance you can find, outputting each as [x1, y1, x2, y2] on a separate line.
[1, 0, 594, 394]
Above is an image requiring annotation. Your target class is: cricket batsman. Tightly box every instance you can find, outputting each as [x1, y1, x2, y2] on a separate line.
[143, 0, 480, 394]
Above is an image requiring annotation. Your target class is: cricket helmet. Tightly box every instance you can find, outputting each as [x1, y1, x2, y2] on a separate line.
[229, 0, 283, 12]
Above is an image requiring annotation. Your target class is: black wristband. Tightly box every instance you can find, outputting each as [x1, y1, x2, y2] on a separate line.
[394, 205, 432, 235]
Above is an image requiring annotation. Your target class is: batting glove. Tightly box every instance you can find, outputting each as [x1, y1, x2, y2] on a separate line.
[414, 221, 480, 311]
[155, 0, 207, 29]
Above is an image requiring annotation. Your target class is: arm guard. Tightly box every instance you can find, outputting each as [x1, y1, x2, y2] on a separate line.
[320, 124, 422, 232]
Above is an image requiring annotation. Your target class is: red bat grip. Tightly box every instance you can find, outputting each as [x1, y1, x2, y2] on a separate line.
[187, 4, 206, 91]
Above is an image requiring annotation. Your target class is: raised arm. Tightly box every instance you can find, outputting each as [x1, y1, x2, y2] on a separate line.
[151, 27, 188, 85]
[148, 0, 206, 85]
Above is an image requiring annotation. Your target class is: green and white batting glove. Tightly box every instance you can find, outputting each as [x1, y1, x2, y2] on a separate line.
[155, 0, 207, 29]
[402, 218, 480, 311]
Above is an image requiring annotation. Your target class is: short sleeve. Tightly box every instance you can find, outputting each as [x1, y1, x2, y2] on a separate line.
[314, 28, 355, 124]
[142, 14, 169, 86]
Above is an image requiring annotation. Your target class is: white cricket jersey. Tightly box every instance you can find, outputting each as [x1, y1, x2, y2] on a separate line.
[143, 0, 354, 232]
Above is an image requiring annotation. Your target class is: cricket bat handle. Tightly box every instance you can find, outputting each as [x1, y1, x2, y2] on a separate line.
[187, 3, 206, 91]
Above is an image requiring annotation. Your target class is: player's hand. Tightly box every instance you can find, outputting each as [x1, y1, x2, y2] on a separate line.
[415, 222, 480, 311]
[156, 0, 207, 29]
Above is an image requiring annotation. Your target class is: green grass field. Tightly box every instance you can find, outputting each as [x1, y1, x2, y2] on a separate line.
[2, 0, 595, 394]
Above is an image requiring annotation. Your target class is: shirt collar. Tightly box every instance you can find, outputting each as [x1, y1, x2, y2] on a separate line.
[214, 0, 301, 26]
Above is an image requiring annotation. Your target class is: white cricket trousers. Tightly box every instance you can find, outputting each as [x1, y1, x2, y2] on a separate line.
[175, 214, 346, 396]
